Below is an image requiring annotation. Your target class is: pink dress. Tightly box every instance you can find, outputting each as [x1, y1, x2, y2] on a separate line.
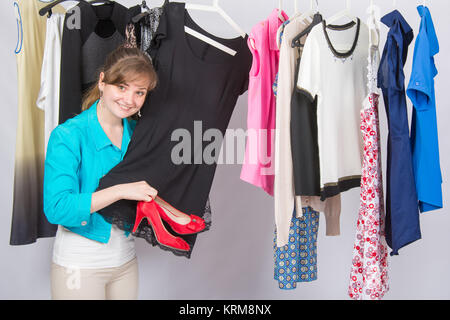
[348, 6, 389, 300]
[241, 9, 288, 196]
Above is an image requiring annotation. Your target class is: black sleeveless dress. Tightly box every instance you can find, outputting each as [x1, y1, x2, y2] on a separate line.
[96, 2, 252, 258]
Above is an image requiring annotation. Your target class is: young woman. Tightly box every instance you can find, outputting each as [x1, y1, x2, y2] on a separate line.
[43, 46, 160, 300]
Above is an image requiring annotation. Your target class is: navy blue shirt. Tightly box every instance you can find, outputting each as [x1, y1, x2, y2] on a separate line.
[378, 10, 420, 256]
[407, 6, 443, 213]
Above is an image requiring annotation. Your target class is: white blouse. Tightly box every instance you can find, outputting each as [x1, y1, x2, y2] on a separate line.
[296, 19, 369, 200]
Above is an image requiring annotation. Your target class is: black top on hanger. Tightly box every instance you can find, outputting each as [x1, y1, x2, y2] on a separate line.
[291, 13, 323, 48]
[132, 0, 169, 23]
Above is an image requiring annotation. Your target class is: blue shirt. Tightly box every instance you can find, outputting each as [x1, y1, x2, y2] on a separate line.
[378, 10, 421, 256]
[43, 100, 134, 243]
[407, 6, 443, 213]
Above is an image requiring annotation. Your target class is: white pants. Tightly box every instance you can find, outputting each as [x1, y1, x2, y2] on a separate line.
[50, 257, 139, 300]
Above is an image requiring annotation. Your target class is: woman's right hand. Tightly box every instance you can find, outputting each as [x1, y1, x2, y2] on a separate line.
[117, 181, 158, 202]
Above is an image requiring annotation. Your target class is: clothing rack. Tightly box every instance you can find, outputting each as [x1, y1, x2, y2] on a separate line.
[26, 0, 442, 301]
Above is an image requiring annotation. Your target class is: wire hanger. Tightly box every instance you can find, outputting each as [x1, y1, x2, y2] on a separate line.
[184, 1, 244, 56]
[393, 0, 397, 9]
[291, 0, 322, 47]
[39, 0, 88, 17]
[326, 0, 357, 24]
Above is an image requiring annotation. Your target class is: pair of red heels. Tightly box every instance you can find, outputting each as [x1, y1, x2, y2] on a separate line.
[132, 196, 206, 252]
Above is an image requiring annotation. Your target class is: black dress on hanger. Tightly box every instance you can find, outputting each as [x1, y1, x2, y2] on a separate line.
[95, 2, 252, 258]
[58, 1, 140, 124]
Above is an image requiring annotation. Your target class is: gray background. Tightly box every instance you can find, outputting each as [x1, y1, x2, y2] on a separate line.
[1, 0, 449, 299]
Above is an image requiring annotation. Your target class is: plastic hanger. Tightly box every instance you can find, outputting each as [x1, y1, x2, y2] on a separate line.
[39, 0, 88, 17]
[185, 0, 246, 38]
[278, 0, 286, 22]
[291, 1, 322, 48]
[367, 0, 380, 47]
[132, 1, 150, 24]
[184, 1, 243, 56]
[326, 0, 357, 24]
[290, 0, 318, 23]
[184, 27, 237, 55]
[89, 0, 114, 5]
[368, 0, 373, 45]
[132, 0, 168, 23]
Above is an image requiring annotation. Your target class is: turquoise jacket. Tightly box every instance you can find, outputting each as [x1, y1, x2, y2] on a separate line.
[43, 100, 134, 243]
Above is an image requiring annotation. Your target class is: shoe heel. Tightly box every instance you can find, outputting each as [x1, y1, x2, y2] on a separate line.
[136, 201, 190, 252]
[132, 203, 147, 233]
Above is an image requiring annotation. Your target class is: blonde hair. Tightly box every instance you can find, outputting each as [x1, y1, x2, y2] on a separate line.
[82, 46, 158, 111]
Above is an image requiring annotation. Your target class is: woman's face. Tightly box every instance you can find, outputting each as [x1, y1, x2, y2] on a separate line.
[98, 72, 151, 119]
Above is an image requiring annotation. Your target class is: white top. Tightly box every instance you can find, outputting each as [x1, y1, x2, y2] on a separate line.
[52, 225, 136, 269]
[296, 19, 369, 196]
[274, 16, 342, 248]
[36, 13, 64, 155]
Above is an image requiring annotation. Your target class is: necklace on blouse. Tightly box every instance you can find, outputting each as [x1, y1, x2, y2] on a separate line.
[322, 18, 360, 64]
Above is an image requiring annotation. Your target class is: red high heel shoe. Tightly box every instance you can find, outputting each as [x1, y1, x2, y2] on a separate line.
[154, 196, 206, 235]
[133, 200, 190, 252]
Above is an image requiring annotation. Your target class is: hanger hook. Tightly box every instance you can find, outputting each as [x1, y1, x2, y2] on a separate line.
[278, 0, 284, 20]
[310, 0, 319, 11]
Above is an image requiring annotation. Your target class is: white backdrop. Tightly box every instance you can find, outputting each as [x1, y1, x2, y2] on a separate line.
[1, 0, 449, 300]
